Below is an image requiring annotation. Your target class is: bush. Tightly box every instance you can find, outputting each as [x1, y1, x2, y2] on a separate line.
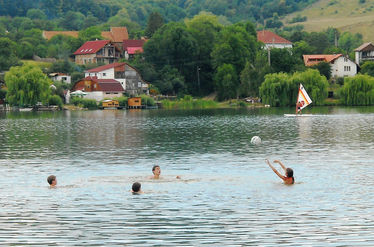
[71, 97, 98, 109]
[113, 96, 128, 107]
[140, 94, 155, 106]
[48, 95, 63, 108]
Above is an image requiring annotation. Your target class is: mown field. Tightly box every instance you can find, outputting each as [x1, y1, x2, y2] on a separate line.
[284, 0, 374, 42]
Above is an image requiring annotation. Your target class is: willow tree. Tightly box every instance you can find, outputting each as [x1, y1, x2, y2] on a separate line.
[339, 74, 374, 105]
[5, 64, 51, 107]
[260, 69, 329, 107]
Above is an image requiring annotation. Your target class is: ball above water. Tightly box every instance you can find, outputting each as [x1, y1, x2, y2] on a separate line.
[251, 136, 261, 145]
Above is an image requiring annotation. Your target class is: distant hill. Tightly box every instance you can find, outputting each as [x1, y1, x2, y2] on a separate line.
[284, 0, 374, 42]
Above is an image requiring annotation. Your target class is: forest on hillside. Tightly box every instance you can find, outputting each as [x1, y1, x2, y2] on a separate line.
[0, 0, 317, 28]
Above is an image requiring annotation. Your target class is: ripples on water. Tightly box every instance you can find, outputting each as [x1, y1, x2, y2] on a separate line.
[0, 108, 374, 246]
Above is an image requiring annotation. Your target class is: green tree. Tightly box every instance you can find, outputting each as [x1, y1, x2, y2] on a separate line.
[214, 64, 238, 101]
[291, 69, 329, 106]
[240, 51, 272, 97]
[311, 61, 331, 80]
[145, 12, 164, 38]
[144, 22, 198, 93]
[79, 26, 102, 43]
[0, 37, 20, 71]
[212, 23, 258, 74]
[360, 61, 374, 76]
[305, 32, 329, 54]
[260, 69, 328, 107]
[339, 74, 374, 105]
[338, 32, 363, 53]
[269, 48, 299, 73]
[186, 12, 223, 95]
[26, 9, 47, 20]
[59, 11, 85, 30]
[5, 64, 51, 106]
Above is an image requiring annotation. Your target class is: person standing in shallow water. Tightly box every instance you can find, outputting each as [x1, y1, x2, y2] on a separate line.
[266, 159, 295, 185]
[47, 175, 57, 188]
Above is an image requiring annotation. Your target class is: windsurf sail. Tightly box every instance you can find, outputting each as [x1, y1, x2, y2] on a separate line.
[296, 84, 312, 114]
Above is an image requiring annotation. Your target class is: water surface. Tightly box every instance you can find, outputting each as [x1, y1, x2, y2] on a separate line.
[1, 107, 374, 246]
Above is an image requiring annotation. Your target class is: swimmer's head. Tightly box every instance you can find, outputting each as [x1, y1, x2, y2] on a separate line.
[286, 168, 293, 178]
[152, 165, 161, 175]
[132, 182, 141, 193]
[47, 175, 57, 186]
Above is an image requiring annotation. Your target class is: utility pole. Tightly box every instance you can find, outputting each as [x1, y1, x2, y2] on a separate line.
[197, 66, 201, 94]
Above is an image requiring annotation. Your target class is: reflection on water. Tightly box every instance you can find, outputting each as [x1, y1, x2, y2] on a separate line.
[1, 107, 374, 245]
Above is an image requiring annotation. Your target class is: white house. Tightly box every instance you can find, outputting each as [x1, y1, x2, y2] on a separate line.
[354, 42, 374, 65]
[49, 73, 71, 84]
[84, 62, 149, 96]
[303, 54, 357, 77]
[257, 30, 293, 49]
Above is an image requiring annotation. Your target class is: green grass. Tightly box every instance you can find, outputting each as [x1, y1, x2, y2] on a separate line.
[161, 98, 218, 110]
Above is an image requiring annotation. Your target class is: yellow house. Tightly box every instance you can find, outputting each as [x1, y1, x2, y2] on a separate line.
[128, 97, 142, 108]
[102, 99, 120, 109]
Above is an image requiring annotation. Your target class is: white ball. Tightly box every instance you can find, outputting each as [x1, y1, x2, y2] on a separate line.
[251, 136, 261, 145]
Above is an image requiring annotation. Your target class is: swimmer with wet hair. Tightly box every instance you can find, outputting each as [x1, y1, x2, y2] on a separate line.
[266, 159, 294, 185]
[47, 175, 57, 188]
[131, 182, 143, 194]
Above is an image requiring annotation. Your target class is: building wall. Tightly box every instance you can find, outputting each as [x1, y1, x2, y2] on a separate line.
[75, 54, 96, 65]
[331, 57, 357, 77]
[53, 75, 71, 84]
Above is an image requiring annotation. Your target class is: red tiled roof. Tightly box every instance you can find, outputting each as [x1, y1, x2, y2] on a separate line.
[257, 30, 292, 44]
[127, 47, 143, 54]
[86, 62, 127, 73]
[303, 54, 343, 66]
[102, 27, 129, 43]
[123, 40, 146, 50]
[74, 40, 111, 55]
[354, 42, 374, 52]
[98, 81, 125, 92]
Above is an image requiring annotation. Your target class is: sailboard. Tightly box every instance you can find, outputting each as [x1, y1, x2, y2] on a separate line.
[284, 84, 312, 117]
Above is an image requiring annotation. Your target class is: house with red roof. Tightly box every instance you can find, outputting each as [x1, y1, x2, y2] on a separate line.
[354, 42, 374, 65]
[73, 40, 121, 65]
[123, 40, 146, 59]
[71, 76, 125, 101]
[84, 62, 149, 96]
[257, 30, 292, 49]
[303, 54, 357, 77]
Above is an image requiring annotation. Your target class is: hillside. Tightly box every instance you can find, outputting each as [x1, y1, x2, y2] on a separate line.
[284, 0, 374, 42]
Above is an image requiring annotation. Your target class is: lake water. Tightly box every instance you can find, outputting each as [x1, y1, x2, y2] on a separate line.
[0, 107, 374, 246]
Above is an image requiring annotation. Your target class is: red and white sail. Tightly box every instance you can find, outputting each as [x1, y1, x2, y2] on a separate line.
[296, 84, 312, 112]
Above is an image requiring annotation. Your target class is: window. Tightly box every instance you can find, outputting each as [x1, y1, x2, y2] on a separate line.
[62, 77, 67, 81]
[344, 66, 351, 72]
[103, 73, 106, 76]
[344, 57, 348, 62]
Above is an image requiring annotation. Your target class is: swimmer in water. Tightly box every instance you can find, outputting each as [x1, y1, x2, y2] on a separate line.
[47, 175, 57, 188]
[150, 165, 181, 179]
[266, 159, 294, 185]
[131, 182, 143, 194]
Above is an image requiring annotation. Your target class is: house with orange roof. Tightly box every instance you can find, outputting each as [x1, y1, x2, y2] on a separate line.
[354, 42, 374, 65]
[257, 30, 292, 49]
[303, 54, 357, 78]
[101, 27, 129, 51]
[84, 62, 149, 96]
[73, 40, 121, 65]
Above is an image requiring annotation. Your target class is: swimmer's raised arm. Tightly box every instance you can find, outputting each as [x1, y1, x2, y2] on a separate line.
[266, 159, 284, 180]
[274, 160, 287, 172]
